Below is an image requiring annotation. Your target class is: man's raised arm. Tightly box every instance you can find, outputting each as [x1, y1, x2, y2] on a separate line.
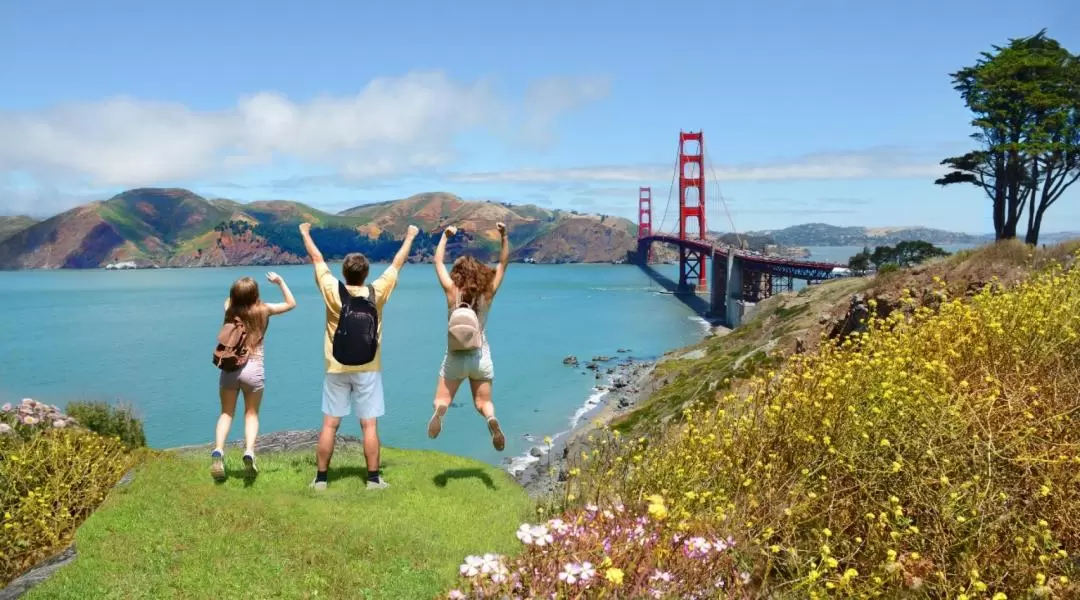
[298, 222, 324, 264]
[390, 225, 420, 271]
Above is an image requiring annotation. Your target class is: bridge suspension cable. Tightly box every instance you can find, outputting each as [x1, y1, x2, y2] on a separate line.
[704, 144, 744, 250]
[655, 135, 682, 235]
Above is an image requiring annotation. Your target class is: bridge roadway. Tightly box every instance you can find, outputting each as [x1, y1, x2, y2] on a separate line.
[637, 234, 846, 326]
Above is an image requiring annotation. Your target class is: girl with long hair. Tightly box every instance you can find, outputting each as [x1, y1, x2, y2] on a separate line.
[211, 272, 296, 480]
[426, 222, 510, 451]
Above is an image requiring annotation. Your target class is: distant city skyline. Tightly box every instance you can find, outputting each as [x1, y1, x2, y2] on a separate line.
[1, 0, 1077, 234]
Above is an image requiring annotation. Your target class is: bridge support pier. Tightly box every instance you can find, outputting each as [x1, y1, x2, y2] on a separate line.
[707, 253, 750, 328]
[709, 253, 727, 319]
[725, 254, 746, 327]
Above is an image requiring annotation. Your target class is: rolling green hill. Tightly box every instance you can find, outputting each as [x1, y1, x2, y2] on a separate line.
[0, 189, 640, 269]
[0, 216, 38, 243]
[745, 223, 986, 246]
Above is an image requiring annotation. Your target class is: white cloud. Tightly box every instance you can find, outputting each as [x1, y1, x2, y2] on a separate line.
[0, 71, 608, 189]
[0, 181, 103, 217]
[446, 146, 950, 184]
[519, 76, 612, 147]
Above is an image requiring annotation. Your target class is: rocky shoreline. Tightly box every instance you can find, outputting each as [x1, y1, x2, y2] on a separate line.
[507, 352, 659, 499]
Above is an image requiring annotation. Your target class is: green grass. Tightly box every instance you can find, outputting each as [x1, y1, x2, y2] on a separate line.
[26, 447, 533, 600]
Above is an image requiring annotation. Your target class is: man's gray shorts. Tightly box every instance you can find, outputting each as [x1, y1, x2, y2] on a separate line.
[322, 371, 385, 419]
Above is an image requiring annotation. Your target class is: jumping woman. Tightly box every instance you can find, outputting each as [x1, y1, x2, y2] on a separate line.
[427, 222, 509, 451]
[211, 272, 296, 480]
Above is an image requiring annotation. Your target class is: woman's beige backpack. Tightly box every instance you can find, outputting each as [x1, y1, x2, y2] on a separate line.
[448, 293, 483, 352]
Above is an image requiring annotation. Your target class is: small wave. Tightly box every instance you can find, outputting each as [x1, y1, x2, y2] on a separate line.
[687, 315, 712, 334]
[570, 386, 610, 429]
[505, 379, 615, 478]
[505, 430, 568, 477]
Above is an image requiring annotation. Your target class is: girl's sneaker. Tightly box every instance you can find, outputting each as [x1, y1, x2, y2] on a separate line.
[210, 449, 225, 481]
[427, 404, 448, 439]
[243, 453, 258, 478]
[487, 417, 506, 452]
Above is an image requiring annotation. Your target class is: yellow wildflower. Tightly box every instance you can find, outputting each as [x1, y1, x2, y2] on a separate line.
[605, 567, 624, 585]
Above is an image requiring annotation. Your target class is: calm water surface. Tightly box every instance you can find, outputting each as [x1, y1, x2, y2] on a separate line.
[0, 263, 706, 465]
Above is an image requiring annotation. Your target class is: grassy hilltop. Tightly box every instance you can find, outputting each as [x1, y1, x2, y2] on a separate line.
[22, 447, 531, 599]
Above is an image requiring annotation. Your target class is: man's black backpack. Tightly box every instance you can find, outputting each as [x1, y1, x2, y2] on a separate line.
[332, 281, 379, 366]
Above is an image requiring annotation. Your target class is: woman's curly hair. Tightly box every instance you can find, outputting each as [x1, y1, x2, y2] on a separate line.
[450, 255, 496, 307]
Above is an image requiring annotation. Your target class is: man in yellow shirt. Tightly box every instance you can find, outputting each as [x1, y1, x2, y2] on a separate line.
[299, 222, 419, 490]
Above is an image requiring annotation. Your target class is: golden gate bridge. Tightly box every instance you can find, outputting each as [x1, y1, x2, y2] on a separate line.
[634, 131, 845, 326]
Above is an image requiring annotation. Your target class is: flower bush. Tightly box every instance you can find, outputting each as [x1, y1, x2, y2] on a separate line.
[448, 497, 752, 599]
[0, 399, 138, 585]
[0, 398, 78, 439]
[558, 259, 1080, 597]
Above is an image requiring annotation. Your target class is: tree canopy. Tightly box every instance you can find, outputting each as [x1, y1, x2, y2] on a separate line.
[936, 30, 1080, 246]
[848, 241, 950, 273]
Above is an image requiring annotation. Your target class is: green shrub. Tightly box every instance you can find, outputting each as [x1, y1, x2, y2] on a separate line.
[65, 401, 146, 449]
[0, 428, 135, 584]
[877, 262, 900, 274]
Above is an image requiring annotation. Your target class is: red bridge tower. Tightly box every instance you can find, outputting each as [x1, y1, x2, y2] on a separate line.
[678, 131, 707, 292]
[638, 186, 652, 263]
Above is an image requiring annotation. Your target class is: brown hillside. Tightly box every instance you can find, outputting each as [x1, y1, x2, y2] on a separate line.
[340, 192, 537, 236]
[0, 205, 128, 269]
[514, 215, 637, 263]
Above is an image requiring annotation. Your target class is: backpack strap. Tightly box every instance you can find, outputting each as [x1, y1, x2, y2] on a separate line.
[365, 284, 376, 306]
[338, 281, 350, 311]
[455, 288, 471, 309]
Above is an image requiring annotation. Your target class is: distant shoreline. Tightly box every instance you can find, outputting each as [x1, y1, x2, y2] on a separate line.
[0, 260, 631, 273]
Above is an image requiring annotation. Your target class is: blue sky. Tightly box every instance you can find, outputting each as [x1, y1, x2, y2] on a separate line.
[1, 0, 1077, 234]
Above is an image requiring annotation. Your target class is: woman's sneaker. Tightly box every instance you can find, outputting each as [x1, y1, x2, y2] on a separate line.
[427, 405, 448, 439]
[210, 449, 225, 481]
[243, 453, 258, 478]
[487, 417, 506, 452]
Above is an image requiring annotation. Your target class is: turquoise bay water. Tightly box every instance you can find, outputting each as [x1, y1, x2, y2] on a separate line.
[0, 264, 706, 466]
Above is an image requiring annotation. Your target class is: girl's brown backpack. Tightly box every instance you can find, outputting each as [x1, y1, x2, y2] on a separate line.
[212, 317, 249, 371]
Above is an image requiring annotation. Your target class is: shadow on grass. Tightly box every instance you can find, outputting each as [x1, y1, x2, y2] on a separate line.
[217, 469, 260, 488]
[327, 465, 371, 483]
[433, 468, 497, 490]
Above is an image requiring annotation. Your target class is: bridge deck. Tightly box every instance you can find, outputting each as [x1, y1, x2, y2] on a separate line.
[641, 234, 843, 277]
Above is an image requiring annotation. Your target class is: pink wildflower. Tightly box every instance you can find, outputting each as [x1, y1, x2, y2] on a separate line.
[685, 536, 713, 558]
[460, 555, 484, 578]
[558, 563, 584, 585]
[516, 523, 553, 546]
